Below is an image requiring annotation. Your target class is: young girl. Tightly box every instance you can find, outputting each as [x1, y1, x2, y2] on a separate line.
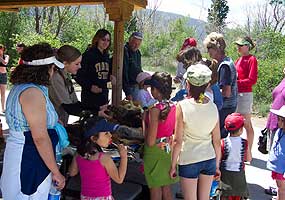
[220, 113, 251, 199]
[267, 105, 285, 200]
[143, 72, 178, 200]
[69, 117, 128, 200]
[134, 71, 156, 109]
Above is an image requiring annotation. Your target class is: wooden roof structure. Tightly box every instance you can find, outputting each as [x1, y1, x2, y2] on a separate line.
[0, 0, 148, 105]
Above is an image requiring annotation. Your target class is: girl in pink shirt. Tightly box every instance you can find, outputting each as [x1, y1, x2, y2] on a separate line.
[69, 118, 127, 200]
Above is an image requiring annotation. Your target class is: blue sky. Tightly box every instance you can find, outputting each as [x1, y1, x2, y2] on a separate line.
[147, 0, 264, 27]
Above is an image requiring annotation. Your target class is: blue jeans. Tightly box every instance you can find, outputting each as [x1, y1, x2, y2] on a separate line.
[178, 158, 216, 178]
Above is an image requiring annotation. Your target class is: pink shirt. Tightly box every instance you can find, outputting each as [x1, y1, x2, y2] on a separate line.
[146, 102, 176, 138]
[266, 78, 285, 131]
[76, 153, 111, 197]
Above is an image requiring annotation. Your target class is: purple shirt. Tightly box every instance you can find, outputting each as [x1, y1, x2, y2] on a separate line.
[266, 78, 285, 130]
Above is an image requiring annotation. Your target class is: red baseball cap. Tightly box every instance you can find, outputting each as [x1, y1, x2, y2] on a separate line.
[224, 113, 245, 131]
[181, 37, 197, 50]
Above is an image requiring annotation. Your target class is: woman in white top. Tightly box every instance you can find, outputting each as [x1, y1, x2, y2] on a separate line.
[170, 63, 221, 200]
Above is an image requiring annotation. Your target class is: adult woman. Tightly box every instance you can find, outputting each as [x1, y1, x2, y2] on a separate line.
[143, 72, 178, 200]
[234, 36, 258, 152]
[49, 45, 82, 126]
[0, 44, 9, 113]
[170, 63, 221, 200]
[1, 43, 65, 199]
[76, 29, 115, 114]
[203, 32, 237, 139]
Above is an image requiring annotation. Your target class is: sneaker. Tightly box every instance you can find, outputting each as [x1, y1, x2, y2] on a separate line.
[265, 186, 277, 196]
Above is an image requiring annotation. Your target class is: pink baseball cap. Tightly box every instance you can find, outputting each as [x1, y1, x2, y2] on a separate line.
[136, 72, 151, 83]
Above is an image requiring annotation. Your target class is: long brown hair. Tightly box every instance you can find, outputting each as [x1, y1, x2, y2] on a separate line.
[91, 29, 111, 54]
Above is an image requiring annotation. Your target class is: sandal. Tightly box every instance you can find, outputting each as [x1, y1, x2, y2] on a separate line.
[265, 186, 277, 196]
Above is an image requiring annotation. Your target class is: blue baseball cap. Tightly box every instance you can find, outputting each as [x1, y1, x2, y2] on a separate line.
[84, 119, 119, 139]
[131, 32, 143, 40]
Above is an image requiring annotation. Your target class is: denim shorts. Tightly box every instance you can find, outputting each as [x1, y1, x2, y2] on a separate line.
[178, 158, 216, 178]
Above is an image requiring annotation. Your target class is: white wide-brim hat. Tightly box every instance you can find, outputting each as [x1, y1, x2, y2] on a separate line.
[270, 105, 285, 118]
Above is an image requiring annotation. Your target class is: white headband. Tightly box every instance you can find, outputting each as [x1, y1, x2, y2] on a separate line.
[22, 56, 64, 69]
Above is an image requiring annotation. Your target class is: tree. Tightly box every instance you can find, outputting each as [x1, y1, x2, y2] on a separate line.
[207, 0, 229, 33]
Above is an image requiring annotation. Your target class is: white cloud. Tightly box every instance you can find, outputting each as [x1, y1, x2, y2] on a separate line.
[148, 0, 266, 26]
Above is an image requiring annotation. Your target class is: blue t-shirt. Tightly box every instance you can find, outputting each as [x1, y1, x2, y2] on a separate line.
[267, 128, 285, 174]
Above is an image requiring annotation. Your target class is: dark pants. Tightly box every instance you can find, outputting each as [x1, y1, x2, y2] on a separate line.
[219, 107, 237, 138]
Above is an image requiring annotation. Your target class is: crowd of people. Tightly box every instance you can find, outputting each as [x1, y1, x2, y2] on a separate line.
[0, 28, 285, 200]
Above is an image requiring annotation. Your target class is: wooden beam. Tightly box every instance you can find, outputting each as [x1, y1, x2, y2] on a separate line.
[0, 8, 19, 12]
[122, 0, 147, 8]
[112, 20, 125, 106]
[0, 0, 103, 9]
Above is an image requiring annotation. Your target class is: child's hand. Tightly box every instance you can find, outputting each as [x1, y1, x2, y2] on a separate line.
[118, 144, 128, 159]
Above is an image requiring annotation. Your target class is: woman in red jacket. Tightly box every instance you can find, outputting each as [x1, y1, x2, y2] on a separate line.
[234, 36, 258, 154]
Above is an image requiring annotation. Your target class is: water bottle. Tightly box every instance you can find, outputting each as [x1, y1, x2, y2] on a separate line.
[55, 144, 62, 166]
[48, 181, 61, 200]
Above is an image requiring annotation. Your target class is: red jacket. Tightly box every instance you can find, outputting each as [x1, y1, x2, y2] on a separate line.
[235, 54, 258, 93]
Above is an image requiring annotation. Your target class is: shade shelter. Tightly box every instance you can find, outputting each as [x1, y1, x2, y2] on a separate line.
[0, 0, 147, 105]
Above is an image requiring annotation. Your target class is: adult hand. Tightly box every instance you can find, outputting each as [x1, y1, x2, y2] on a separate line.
[52, 171, 65, 190]
[126, 95, 133, 101]
[98, 104, 112, 119]
[117, 144, 127, 159]
[110, 75, 116, 85]
[91, 85, 102, 94]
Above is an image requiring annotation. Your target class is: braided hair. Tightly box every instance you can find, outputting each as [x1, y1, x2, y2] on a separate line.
[151, 72, 173, 120]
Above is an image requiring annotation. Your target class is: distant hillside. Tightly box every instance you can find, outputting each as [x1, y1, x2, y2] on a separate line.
[138, 9, 207, 40]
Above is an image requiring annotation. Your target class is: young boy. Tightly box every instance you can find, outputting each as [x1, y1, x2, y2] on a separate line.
[220, 113, 252, 200]
[267, 105, 285, 200]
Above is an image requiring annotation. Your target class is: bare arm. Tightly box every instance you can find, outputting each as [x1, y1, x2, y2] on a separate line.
[68, 154, 79, 177]
[170, 104, 183, 178]
[221, 85, 231, 98]
[20, 88, 65, 189]
[102, 144, 128, 184]
[0, 55, 9, 65]
[212, 121, 221, 177]
[146, 108, 159, 147]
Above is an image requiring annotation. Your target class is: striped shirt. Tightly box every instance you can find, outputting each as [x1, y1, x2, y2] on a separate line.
[221, 136, 248, 172]
[6, 83, 58, 132]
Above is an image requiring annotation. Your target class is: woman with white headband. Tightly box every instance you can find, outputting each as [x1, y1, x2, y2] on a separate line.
[48, 45, 82, 126]
[1, 43, 65, 199]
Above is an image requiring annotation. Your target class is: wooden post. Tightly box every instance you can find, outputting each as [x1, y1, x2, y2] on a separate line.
[105, 0, 134, 106]
[112, 20, 124, 106]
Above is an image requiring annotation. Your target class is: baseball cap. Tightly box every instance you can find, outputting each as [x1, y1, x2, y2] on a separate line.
[270, 105, 285, 118]
[16, 42, 26, 48]
[234, 37, 251, 46]
[84, 118, 119, 139]
[183, 63, 212, 86]
[224, 113, 245, 131]
[131, 32, 143, 40]
[136, 72, 151, 84]
[181, 37, 197, 50]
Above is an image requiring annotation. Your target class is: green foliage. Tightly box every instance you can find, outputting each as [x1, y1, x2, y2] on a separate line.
[207, 0, 229, 33]
[141, 17, 196, 72]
